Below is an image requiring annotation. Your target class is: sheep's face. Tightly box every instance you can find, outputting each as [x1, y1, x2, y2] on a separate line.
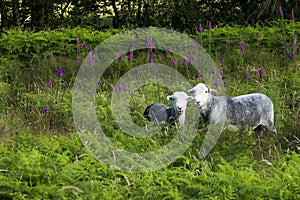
[188, 83, 216, 108]
[167, 91, 193, 114]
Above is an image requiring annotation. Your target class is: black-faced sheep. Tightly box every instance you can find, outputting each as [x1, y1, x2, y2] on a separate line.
[143, 91, 193, 128]
[188, 83, 276, 136]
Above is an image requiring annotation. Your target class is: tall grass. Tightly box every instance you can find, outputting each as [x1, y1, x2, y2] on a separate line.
[0, 20, 299, 199]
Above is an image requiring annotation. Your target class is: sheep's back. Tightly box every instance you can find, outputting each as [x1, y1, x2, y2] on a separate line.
[143, 103, 172, 123]
[224, 93, 273, 127]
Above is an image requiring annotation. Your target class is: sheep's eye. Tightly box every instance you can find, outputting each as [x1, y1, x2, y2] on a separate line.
[205, 91, 208, 93]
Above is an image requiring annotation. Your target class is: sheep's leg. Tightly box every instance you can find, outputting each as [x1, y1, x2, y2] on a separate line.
[257, 135, 264, 160]
[255, 125, 264, 160]
[255, 125, 264, 138]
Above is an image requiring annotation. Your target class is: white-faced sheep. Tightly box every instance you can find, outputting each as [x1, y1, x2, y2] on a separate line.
[143, 91, 193, 128]
[188, 83, 276, 136]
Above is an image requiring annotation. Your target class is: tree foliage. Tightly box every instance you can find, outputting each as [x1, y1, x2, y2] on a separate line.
[0, 0, 299, 32]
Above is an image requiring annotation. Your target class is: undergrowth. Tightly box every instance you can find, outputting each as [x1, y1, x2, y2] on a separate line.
[0, 20, 299, 199]
[0, 133, 299, 199]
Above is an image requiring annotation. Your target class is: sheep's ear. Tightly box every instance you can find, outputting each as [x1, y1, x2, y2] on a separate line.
[188, 88, 195, 93]
[211, 89, 217, 93]
[167, 95, 173, 101]
[205, 85, 211, 93]
[186, 96, 194, 101]
[206, 85, 217, 93]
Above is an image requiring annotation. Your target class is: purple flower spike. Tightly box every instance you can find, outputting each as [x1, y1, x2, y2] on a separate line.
[279, 6, 283, 15]
[57, 68, 63, 77]
[259, 69, 264, 78]
[45, 105, 49, 113]
[242, 53, 246, 58]
[245, 74, 250, 79]
[292, 9, 295, 20]
[48, 81, 52, 87]
[225, 46, 229, 51]
[77, 44, 81, 54]
[208, 22, 212, 31]
[118, 51, 123, 61]
[183, 57, 187, 64]
[239, 35, 243, 42]
[83, 42, 87, 50]
[214, 77, 221, 86]
[39, 86, 44, 91]
[146, 38, 153, 49]
[110, 70, 113, 77]
[221, 62, 226, 72]
[211, 68, 217, 74]
[149, 52, 154, 63]
[49, 52, 54, 57]
[128, 51, 133, 62]
[256, 32, 260, 37]
[195, 71, 201, 78]
[240, 44, 246, 51]
[88, 50, 94, 66]
[219, 71, 223, 77]
[198, 24, 203, 33]
[119, 83, 125, 91]
[76, 37, 79, 42]
[221, 59, 225, 68]
[290, 51, 295, 60]
[173, 58, 177, 65]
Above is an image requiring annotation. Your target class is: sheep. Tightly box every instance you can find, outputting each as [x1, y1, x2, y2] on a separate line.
[143, 91, 193, 128]
[188, 83, 276, 136]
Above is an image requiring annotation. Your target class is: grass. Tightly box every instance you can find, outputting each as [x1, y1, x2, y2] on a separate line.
[0, 20, 299, 199]
[0, 131, 299, 199]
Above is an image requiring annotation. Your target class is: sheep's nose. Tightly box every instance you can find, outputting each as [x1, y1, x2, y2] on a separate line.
[196, 101, 200, 105]
[178, 107, 185, 113]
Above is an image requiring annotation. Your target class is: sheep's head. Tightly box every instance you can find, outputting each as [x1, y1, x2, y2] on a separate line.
[188, 83, 217, 108]
[167, 91, 193, 115]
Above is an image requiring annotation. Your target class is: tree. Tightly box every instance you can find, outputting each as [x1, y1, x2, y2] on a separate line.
[0, 0, 299, 31]
[0, 0, 8, 28]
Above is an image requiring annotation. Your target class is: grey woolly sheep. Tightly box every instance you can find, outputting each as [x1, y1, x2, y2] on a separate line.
[188, 83, 276, 136]
[143, 91, 193, 128]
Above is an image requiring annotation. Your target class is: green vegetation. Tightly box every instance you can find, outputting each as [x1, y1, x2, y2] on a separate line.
[0, 0, 299, 32]
[0, 19, 299, 199]
[0, 133, 299, 199]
